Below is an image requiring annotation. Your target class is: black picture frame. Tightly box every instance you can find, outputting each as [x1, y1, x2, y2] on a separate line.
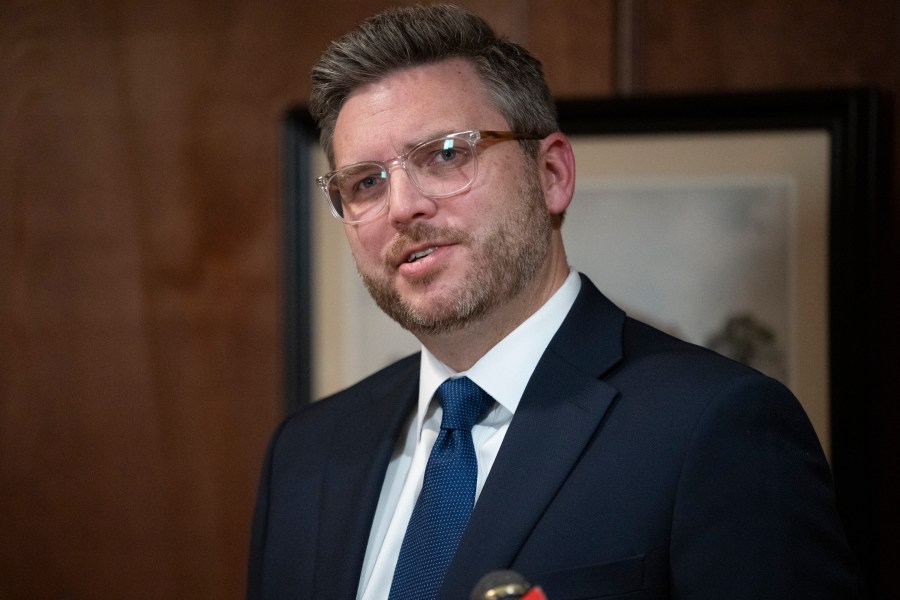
[281, 88, 888, 591]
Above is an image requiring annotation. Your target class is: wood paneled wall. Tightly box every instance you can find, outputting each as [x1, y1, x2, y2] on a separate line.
[1, 1, 896, 598]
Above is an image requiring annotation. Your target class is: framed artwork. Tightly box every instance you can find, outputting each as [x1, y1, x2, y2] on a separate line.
[282, 89, 886, 575]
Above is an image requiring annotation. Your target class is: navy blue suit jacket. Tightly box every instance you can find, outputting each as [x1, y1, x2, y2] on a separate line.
[248, 275, 856, 599]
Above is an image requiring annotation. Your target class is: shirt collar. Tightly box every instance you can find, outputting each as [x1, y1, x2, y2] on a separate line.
[416, 269, 582, 436]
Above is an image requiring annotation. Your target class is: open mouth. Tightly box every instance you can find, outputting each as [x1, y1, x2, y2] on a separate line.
[406, 247, 436, 263]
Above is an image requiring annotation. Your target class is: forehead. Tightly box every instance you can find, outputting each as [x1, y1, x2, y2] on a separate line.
[332, 58, 509, 165]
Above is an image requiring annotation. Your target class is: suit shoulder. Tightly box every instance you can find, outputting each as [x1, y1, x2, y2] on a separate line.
[621, 316, 769, 382]
[266, 352, 419, 460]
[614, 316, 802, 420]
[610, 317, 824, 470]
[283, 352, 420, 426]
[320, 351, 420, 404]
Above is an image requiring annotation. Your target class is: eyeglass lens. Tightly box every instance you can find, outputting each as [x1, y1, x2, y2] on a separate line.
[325, 135, 477, 222]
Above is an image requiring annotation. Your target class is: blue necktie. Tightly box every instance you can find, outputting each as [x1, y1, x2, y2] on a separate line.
[388, 377, 494, 600]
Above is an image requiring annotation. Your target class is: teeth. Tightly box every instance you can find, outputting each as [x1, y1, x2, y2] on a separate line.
[407, 247, 436, 263]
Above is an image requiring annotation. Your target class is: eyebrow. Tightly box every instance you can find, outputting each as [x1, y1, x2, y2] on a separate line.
[398, 129, 461, 154]
[336, 130, 465, 169]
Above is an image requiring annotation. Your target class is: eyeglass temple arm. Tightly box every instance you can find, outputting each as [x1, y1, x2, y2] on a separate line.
[478, 130, 544, 142]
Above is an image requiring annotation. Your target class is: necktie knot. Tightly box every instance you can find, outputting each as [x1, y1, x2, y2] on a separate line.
[435, 377, 493, 431]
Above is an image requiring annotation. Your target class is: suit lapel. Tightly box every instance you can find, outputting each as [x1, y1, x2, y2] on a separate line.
[313, 358, 419, 600]
[439, 276, 627, 599]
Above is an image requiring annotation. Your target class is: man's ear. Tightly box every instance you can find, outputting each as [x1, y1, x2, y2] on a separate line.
[538, 132, 576, 216]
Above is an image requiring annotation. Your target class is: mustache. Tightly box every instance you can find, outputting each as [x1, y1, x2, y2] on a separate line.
[384, 222, 474, 266]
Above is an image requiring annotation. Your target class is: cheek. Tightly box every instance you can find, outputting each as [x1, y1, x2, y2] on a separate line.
[345, 226, 386, 268]
[474, 154, 530, 212]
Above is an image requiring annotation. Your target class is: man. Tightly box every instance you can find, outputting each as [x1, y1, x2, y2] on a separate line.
[248, 5, 857, 599]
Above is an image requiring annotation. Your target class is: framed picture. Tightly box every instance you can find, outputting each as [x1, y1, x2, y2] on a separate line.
[282, 89, 886, 576]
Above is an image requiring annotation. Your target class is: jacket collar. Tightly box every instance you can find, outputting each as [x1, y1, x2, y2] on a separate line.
[439, 275, 626, 599]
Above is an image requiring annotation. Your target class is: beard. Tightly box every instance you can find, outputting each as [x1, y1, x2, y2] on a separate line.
[357, 166, 552, 337]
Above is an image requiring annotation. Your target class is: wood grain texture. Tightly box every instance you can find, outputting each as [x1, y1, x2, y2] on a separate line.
[630, 0, 900, 253]
[0, 2, 287, 598]
[632, 0, 900, 93]
[528, 0, 617, 97]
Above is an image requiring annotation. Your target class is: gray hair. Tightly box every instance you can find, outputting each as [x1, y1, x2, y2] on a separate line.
[309, 4, 558, 167]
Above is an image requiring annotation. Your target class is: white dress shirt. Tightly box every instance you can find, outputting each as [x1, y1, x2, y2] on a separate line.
[356, 269, 582, 600]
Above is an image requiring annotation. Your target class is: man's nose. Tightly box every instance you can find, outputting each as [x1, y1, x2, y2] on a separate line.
[386, 163, 438, 226]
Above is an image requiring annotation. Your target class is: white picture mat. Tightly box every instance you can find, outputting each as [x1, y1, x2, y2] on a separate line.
[567, 178, 794, 380]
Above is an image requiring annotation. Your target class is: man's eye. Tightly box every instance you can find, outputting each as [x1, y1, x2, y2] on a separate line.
[436, 147, 460, 162]
[345, 170, 385, 196]
[357, 175, 380, 190]
[422, 142, 469, 166]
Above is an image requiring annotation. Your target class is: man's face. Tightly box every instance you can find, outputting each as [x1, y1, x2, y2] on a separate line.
[331, 58, 553, 337]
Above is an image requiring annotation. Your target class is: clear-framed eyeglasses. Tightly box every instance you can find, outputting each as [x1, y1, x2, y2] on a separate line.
[316, 130, 542, 224]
